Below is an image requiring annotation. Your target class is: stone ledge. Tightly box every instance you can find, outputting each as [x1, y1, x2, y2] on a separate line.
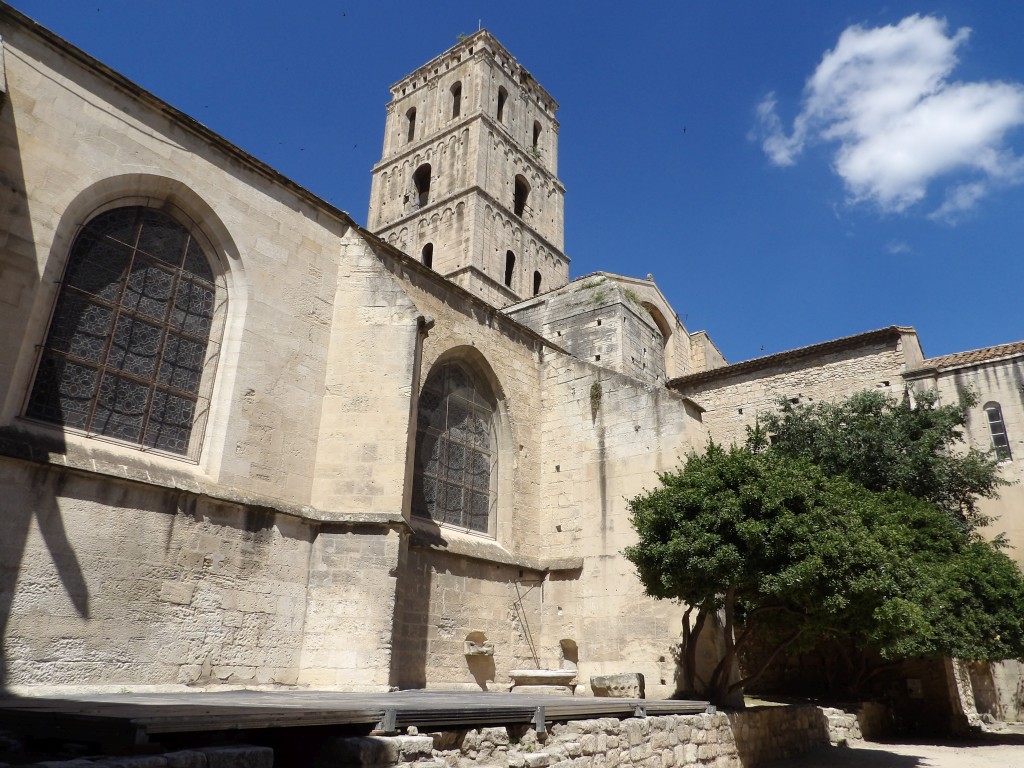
[0, 434, 407, 530]
[408, 518, 583, 573]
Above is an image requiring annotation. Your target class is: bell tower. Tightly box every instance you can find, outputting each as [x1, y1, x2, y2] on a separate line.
[368, 31, 569, 307]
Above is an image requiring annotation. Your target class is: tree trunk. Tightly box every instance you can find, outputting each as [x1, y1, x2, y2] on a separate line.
[679, 605, 708, 695]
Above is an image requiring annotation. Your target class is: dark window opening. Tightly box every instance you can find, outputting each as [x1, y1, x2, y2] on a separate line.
[412, 362, 497, 533]
[413, 164, 431, 208]
[533, 121, 542, 149]
[514, 174, 530, 217]
[26, 206, 218, 456]
[422, 243, 433, 269]
[497, 87, 508, 122]
[985, 402, 1013, 461]
[533, 270, 542, 296]
[504, 251, 515, 287]
[406, 107, 417, 142]
[451, 82, 462, 119]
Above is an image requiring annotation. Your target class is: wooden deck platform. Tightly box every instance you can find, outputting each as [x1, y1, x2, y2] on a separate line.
[0, 689, 710, 750]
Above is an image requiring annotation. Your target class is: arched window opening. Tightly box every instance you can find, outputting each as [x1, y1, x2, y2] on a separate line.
[533, 121, 542, 149]
[413, 164, 431, 208]
[514, 174, 530, 217]
[413, 361, 497, 533]
[533, 270, 542, 296]
[984, 402, 1012, 461]
[451, 82, 462, 119]
[26, 206, 218, 456]
[421, 243, 434, 269]
[504, 251, 515, 287]
[406, 107, 417, 142]
[643, 301, 675, 378]
[496, 87, 508, 122]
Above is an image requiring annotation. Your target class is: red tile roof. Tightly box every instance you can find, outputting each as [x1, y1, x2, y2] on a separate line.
[911, 340, 1024, 374]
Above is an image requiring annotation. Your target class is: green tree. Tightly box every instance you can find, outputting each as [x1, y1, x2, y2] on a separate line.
[625, 441, 1024, 704]
[751, 389, 1006, 527]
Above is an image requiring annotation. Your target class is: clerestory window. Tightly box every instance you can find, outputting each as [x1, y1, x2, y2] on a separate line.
[26, 206, 219, 456]
[984, 402, 1012, 461]
[412, 362, 497, 534]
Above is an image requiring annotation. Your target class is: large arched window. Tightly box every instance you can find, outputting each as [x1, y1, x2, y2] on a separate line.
[984, 402, 1012, 461]
[413, 361, 497, 533]
[26, 206, 218, 456]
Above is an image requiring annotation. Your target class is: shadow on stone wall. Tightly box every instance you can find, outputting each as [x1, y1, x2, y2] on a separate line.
[0, 86, 85, 691]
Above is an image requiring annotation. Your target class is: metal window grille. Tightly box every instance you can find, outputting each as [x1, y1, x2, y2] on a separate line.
[412, 363, 497, 533]
[985, 403, 1012, 461]
[26, 207, 218, 456]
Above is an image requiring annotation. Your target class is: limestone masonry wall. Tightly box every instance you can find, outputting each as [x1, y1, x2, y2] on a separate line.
[321, 705, 882, 768]
[1, 462, 312, 688]
[674, 335, 916, 446]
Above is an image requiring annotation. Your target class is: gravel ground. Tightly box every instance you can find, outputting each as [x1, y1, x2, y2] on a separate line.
[761, 732, 1024, 767]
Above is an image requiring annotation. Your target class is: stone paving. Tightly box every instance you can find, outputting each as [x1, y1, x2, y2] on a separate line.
[762, 733, 1024, 767]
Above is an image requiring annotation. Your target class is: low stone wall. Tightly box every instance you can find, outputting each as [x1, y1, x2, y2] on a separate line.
[13, 745, 272, 768]
[319, 704, 875, 768]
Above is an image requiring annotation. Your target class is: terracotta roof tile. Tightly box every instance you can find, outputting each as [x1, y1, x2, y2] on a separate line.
[912, 340, 1024, 373]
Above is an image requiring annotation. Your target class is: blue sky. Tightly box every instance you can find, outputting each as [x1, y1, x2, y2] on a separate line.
[8, 1, 1024, 363]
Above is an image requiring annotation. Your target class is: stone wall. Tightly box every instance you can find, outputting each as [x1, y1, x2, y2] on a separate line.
[0, 461, 313, 688]
[907, 354, 1024, 568]
[318, 705, 876, 768]
[672, 330, 922, 446]
[536, 357, 702, 697]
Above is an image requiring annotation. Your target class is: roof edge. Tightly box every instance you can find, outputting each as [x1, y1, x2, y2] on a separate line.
[668, 326, 916, 389]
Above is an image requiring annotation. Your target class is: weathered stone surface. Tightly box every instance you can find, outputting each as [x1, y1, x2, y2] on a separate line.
[591, 673, 645, 699]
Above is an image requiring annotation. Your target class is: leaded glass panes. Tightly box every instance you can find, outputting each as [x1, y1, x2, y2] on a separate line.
[985, 403, 1012, 461]
[26, 206, 217, 456]
[412, 362, 497, 533]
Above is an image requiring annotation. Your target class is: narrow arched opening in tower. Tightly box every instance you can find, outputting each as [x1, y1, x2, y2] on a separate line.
[504, 250, 516, 287]
[413, 164, 431, 208]
[497, 86, 508, 122]
[514, 175, 530, 217]
[533, 270, 542, 296]
[406, 107, 417, 143]
[422, 242, 433, 269]
[451, 82, 462, 119]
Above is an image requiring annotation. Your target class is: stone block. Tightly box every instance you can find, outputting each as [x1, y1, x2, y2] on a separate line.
[164, 751, 206, 768]
[590, 673, 645, 699]
[196, 753, 272, 768]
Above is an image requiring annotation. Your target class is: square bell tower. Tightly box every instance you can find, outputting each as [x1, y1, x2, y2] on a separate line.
[368, 31, 569, 308]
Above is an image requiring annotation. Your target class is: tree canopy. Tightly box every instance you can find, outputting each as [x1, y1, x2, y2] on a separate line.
[625, 390, 1023, 703]
[751, 389, 1006, 526]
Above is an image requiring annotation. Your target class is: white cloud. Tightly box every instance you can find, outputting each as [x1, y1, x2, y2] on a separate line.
[886, 240, 912, 255]
[756, 15, 1024, 216]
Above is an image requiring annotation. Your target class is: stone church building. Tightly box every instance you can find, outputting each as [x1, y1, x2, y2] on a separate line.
[1, 5, 1021, 713]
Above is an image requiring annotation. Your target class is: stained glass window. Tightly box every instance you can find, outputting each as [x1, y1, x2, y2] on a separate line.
[412, 362, 497, 533]
[27, 207, 218, 456]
